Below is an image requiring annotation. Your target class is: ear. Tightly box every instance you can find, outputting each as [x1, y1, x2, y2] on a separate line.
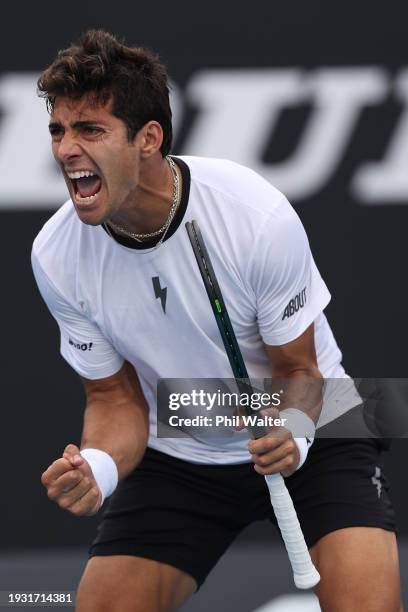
[138, 121, 164, 158]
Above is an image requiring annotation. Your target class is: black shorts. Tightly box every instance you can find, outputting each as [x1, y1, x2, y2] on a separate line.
[89, 438, 396, 589]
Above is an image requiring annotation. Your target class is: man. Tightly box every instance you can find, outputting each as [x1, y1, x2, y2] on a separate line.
[32, 30, 402, 611]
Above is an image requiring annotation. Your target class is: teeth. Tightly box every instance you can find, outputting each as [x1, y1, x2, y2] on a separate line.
[75, 191, 99, 203]
[67, 170, 96, 179]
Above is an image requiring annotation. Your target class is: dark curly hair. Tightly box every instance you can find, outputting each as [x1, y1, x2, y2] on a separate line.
[37, 30, 172, 156]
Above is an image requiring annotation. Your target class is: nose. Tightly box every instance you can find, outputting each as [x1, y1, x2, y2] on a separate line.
[54, 132, 83, 164]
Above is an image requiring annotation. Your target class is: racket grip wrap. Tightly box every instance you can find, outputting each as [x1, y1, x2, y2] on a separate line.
[265, 472, 320, 589]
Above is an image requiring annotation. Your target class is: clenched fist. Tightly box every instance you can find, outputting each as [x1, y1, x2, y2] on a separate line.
[41, 444, 102, 516]
[234, 407, 302, 477]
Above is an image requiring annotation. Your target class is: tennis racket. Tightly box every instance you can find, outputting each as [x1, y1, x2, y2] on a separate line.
[186, 219, 320, 590]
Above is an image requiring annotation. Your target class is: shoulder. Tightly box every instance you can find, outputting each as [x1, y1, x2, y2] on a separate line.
[32, 199, 77, 254]
[31, 200, 85, 294]
[178, 155, 286, 219]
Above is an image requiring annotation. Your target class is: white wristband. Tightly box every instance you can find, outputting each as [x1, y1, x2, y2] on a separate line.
[80, 448, 119, 505]
[280, 408, 316, 471]
[279, 408, 316, 437]
[293, 436, 314, 470]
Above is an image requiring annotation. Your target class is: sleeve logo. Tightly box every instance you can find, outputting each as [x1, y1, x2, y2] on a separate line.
[69, 338, 93, 351]
[282, 287, 307, 320]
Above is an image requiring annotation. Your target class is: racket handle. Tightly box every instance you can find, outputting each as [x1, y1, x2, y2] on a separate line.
[264, 472, 320, 589]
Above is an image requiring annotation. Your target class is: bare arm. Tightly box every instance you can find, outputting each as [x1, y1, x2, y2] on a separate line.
[79, 360, 149, 479]
[41, 360, 149, 516]
[264, 322, 323, 425]
[248, 323, 323, 476]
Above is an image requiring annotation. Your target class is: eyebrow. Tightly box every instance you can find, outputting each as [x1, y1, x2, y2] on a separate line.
[48, 120, 105, 130]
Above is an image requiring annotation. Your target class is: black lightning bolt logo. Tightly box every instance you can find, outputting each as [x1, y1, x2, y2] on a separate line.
[152, 277, 167, 313]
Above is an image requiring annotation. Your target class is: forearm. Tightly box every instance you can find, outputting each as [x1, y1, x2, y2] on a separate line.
[264, 325, 324, 424]
[80, 397, 149, 480]
[252, 366, 323, 474]
[271, 366, 324, 424]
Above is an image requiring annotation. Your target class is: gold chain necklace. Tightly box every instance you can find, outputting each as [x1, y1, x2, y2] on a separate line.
[105, 156, 180, 244]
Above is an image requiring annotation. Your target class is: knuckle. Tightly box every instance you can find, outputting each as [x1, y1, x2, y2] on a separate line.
[70, 471, 80, 483]
[90, 487, 100, 498]
[58, 497, 70, 509]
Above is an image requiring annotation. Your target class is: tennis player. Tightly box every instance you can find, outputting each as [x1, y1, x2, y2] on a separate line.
[32, 31, 402, 611]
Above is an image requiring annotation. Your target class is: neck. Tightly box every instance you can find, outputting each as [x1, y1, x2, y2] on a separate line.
[109, 155, 179, 235]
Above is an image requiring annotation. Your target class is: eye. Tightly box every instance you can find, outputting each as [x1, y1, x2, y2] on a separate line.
[82, 126, 103, 135]
[49, 125, 64, 140]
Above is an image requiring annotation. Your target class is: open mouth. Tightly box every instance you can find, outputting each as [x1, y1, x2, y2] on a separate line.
[67, 170, 102, 204]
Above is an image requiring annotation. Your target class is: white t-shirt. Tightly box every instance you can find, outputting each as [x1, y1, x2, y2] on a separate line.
[32, 156, 359, 464]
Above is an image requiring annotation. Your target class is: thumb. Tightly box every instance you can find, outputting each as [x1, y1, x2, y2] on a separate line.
[62, 444, 84, 468]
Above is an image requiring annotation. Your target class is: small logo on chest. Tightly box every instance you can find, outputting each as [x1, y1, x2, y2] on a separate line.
[152, 276, 167, 313]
